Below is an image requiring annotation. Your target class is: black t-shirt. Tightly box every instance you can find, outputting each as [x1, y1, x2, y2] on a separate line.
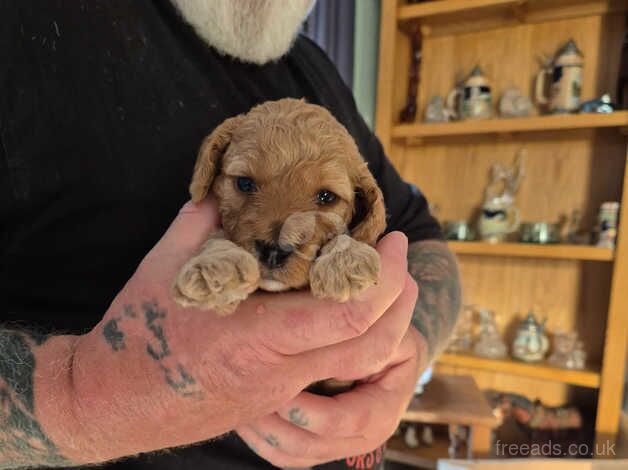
[0, 1, 441, 468]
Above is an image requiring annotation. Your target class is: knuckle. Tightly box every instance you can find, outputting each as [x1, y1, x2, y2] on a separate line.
[370, 337, 395, 366]
[406, 276, 419, 300]
[336, 301, 374, 338]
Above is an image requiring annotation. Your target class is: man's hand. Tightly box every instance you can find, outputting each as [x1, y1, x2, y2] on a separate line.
[236, 284, 424, 468]
[24, 198, 417, 467]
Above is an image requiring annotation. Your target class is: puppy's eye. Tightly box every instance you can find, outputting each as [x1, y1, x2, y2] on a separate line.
[316, 189, 337, 205]
[236, 176, 257, 193]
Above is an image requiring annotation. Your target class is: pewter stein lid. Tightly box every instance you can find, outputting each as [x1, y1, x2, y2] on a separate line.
[465, 65, 489, 87]
[519, 311, 544, 334]
[556, 39, 583, 59]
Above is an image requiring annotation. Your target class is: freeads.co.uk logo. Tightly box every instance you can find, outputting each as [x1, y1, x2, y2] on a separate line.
[344, 445, 384, 469]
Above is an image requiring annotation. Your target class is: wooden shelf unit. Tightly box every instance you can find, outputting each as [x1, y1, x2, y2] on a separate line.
[439, 353, 601, 388]
[376, 0, 628, 448]
[392, 111, 628, 140]
[448, 241, 614, 261]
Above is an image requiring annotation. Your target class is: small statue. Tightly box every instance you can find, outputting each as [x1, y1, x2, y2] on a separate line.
[446, 305, 474, 353]
[512, 311, 549, 363]
[499, 87, 533, 118]
[493, 393, 582, 431]
[596, 201, 620, 249]
[424, 95, 454, 123]
[473, 309, 507, 359]
[581, 93, 616, 113]
[478, 150, 525, 242]
[565, 209, 590, 245]
[401, 423, 435, 449]
[548, 331, 587, 370]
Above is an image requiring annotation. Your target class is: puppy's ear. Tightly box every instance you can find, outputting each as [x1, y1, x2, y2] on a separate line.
[189, 115, 244, 203]
[349, 162, 386, 246]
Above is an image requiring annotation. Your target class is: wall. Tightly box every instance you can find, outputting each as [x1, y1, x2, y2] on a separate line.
[352, 0, 380, 129]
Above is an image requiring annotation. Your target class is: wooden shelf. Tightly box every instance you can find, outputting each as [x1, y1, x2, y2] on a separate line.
[397, 0, 628, 37]
[438, 353, 601, 388]
[392, 111, 628, 140]
[398, 0, 520, 20]
[448, 241, 615, 261]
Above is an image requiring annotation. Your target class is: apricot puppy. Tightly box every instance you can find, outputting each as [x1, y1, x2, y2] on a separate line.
[172, 98, 386, 315]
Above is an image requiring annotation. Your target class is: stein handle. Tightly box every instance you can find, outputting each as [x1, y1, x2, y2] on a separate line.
[535, 69, 550, 105]
[446, 88, 461, 119]
[506, 207, 521, 233]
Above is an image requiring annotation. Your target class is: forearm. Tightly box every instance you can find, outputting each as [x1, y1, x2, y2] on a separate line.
[0, 328, 79, 469]
[407, 240, 462, 362]
[0, 300, 218, 468]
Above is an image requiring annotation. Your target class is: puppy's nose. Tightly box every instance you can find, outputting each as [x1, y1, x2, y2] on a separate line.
[255, 240, 293, 269]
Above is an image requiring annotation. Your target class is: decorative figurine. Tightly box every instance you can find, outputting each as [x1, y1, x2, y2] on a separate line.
[565, 209, 590, 245]
[446, 305, 474, 353]
[473, 309, 507, 359]
[580, 93, 616, 113]
[478, 150, 525, 242]
[535, 39, 584, 114]
[444, 220, 475, 241]
[402, 423, 435, 449]
[446, 66, 493, 120]
[448, 425, 469, 458]
[404, 425, 420, 448]
[548, 331, 587, 370]
[519, 222, 561, 244]
[597, 201, 620, 249]
[492, 393, 583, 431]
[499, 87, 533, 118]
[512, 311, 549, 363]
[424, 95, 453, 123]
[400, 29, 422, 123]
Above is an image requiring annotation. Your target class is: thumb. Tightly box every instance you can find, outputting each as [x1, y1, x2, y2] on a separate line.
[154, 197, 222, 258]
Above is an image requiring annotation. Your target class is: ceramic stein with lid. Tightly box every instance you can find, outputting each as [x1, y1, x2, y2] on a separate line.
[535, 39, 584, 113]
[447, 66, 493, 120]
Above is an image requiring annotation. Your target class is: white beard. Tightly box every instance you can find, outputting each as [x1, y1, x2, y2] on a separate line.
[170, 0, 314, 65]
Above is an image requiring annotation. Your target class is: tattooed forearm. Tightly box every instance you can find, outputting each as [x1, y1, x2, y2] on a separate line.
[407, 240, 462, 361]
[0, 329, 70, 468]
[101, 301, 203, 399]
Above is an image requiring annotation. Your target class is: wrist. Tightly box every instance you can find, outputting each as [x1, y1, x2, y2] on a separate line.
[22, 334, 86, 466]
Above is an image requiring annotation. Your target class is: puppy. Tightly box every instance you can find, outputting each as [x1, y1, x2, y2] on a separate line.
[172, 98, 386, 315]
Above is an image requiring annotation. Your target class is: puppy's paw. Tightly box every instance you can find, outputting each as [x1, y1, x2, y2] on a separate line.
[309, 234, 380, 303]
[172, 240, 260, 315]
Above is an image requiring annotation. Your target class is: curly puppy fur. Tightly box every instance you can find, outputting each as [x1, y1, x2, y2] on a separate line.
[173, 98, 386, 315]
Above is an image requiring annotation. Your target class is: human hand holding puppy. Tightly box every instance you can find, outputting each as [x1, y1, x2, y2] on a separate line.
[33, 196, 421, 467]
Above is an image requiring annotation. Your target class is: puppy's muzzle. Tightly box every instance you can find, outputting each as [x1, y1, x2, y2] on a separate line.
[255, 240, 293, 269]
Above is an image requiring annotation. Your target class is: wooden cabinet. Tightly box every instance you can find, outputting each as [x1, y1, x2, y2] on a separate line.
[375, 0, 628, 446]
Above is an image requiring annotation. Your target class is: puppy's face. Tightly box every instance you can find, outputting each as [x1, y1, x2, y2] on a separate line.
[189, 99, 385, 291]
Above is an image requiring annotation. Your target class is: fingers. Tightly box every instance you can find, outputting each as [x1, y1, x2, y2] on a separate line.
[239, 231, 409, 356]
[153, 197, 222, 259]
[236, 331, 423, 468]
[236, 415, 372, 468]
[277, 330, 421, 439]
[305, 274, 418, 382]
